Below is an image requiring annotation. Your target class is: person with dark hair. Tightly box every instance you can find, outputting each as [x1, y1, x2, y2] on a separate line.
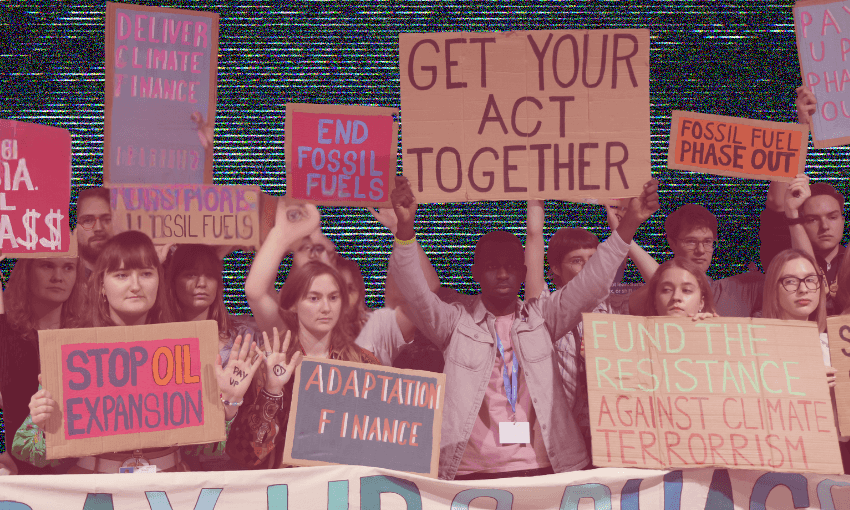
[630, 258, 718, 317]
[13, 231, 262, 473]
[0, 256, 87, 475]
[388, 175, 659, 480]
[630, 203, 764, 317]
[74, 187, 114, 275]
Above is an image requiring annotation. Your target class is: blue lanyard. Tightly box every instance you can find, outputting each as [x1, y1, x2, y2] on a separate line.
[495, 331, 518, 414]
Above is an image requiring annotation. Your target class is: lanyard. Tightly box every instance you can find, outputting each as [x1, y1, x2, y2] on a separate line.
[495, 331, 518, 414]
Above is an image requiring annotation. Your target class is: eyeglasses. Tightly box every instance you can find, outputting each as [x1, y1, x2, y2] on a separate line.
[678, 238, 716, 251]
[779, 275, 822, 292]
[78, 214, 112, 230]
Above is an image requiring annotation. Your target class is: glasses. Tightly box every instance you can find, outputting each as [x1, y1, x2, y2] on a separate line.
[78, 214, 112, 230]
[779, 275, 822, 292]
[678, 238, 716, 251]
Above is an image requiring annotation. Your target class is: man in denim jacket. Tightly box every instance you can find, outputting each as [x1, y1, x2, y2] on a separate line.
[388, 176, 659, 480]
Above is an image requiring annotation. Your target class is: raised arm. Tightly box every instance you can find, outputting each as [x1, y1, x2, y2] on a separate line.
[783, 173, 816, 259]
[525, 199, 547, 300]
[606, 202, 659, 282]
[245, 200, 321, 335]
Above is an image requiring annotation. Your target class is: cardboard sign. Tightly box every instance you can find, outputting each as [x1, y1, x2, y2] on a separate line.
[285, 103, 397, 207]
[104, 2, 219, 184]
[668, 111, 808, 181]
[283, 357, 445, 477]
[793, 0, 850, 148]
[109, 184, 260, 247]
[399, 30, 650, 203]
[38, 321, 224, 460]
[584, 313, 843, 474]
[0, 119, 72, 256]
[827, 315, 850, 435]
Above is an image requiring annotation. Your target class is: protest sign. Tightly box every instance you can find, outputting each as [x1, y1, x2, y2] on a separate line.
[0, 119, 72, 256]
[285, 103, 398, 207]
[399, 30, 650, 203]
[3, 465, 850, 510]
[283, 357, 445, 477]
[584, 313, 843, 474]
[109, 184, 260, 248]
[793, 0, 850, 148]
[827, 315, 850, 435]
[38, 320, 224, 460]
[668, 111, 807, 181]
[104, 2, 219, 184]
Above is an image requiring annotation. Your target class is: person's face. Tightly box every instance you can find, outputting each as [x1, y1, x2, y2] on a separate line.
[776, 257, 821, 321]
[174, 267, 218, 316]
[76, 197, 114, 263]
[670, 227, 715, 275]
[340, 270, 362, 310]
[294, 273, 342, 339]
[30, 258, 77, 306]
[654, 266, 704, 317]
[554, 247, 597, 288]
[473, 244, 527, 303]
[102, 264, 159, 325]
[292, 231, 335, 269]
[800, 195, 844, 254]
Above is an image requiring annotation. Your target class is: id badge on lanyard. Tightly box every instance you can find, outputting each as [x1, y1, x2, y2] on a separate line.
[496, 331, 530, 444]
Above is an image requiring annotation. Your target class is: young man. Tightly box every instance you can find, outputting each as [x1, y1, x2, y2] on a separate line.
[634, 204, 764, 317]
[74, 187, 114, 274]
[389, 176, 659, 480]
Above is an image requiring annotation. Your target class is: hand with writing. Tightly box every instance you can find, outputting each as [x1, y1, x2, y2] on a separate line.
[215, 334, 262, 420]
[390, 176, 417, 241]
[262, 327, 302, 396]
[604, 200, 626, 231]
[795, 86, 816, 125]
[28, 374, 57, 430]
[783, 173, 811, 220]
[827, 366, 837, 388]
[274, 197, 322, 251]
[367, 206, 398, 235]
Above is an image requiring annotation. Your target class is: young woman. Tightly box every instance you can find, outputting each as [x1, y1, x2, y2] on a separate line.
[0, 257, 87, 475]
[13, 231, 263, 473]
[632, 258, 718, 317]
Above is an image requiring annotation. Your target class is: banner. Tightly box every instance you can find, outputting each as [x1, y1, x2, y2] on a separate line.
[38, 321, 224, 460]
[2, 465, 850, 509]
[285, 103, 397, 206]
[399, 30, 650, 203]
[109, 184, 260, 248]
[667, 111, 807, 181]
[793, 0, 850, 148]
[283, 358, 445, 477]
[583, 313, 844, 474]
[827, 315, 850, 435]
[0, 119, 72, 256]
[104, 2, 219, 184]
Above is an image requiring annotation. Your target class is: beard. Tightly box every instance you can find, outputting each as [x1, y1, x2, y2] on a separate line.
[79, 236, 108, 263]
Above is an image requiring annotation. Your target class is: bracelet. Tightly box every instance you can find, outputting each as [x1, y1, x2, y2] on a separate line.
[786, 215, 805, 226]
[219, 393, 243, 407]
[394, 235, 416, 246]
[262, 388, 285, 399]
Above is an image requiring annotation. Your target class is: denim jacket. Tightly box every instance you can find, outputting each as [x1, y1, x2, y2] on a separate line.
[388, 233, 629, 479]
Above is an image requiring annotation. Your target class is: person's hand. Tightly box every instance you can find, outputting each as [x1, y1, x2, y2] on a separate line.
[783, 173, 811, 218]
[154, 243, 174, 265]
[367, 206, 399, 235]
[191, 112, 214, 150]
[215, 334, 263, 418]
[29, 374, 57, 429]
[275, 198, 322, 250]
[527, 200, 544, 234]
[261, 327, 303, 395]
[795, 86, 817, 125]
[827, 366, 837, 388]
[604, 200, 626, 231]
[390, 176, 417, 241]
[690, 312, 719, 321]
[621, 179, 660, 226]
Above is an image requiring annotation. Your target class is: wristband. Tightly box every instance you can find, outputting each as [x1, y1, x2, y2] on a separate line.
[786, 216, 805, 226]
[220, 393, 243, 407]
[394, 235, 416, 246]
[262, 388, 285, 399]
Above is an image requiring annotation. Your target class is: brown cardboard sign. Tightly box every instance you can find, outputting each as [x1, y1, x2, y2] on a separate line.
[399, 30, 650, 203]
[827, 315, 850, 435]
[39, 321, 224, 460]
[109, 184, 260, 248]
[283, 357, 445, 478]
[584, 313, 843, 474]
[668, 111, 808, 181]
[285, 103, 398, 207]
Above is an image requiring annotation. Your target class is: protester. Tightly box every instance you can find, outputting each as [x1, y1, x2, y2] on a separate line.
[74, 187, 114, 276]
[0, 257, 87, 474]
[630, 203, 763, 317]
[630, 258, 718, 317]
[387, 175, 658, 480]
[12, 231, 262, 473]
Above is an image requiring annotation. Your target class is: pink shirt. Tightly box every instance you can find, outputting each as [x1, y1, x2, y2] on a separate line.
[456, 314, 551, 475]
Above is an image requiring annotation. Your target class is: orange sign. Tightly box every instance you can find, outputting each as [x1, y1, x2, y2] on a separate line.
[668, 111, 808, 181]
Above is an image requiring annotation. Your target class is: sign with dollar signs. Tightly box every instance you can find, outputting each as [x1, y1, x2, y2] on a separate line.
[0, 120, 73, 256]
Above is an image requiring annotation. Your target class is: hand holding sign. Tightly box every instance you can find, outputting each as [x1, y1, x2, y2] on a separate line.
[391, 176, 417, 241]
[28, 374, 57, 431]
[215, 334, 262, 419]
[261, 327, 302, 395]
[367, 206, 398, 236]
[796, 86, 817, 126]
[784, 173, 811, 217]
[615, 179, 659, 243]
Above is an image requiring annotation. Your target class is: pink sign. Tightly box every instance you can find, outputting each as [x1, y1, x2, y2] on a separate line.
[285, 104, 397, 206]
[61, 337, 203, 440]
[0, 120, 71, 254]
